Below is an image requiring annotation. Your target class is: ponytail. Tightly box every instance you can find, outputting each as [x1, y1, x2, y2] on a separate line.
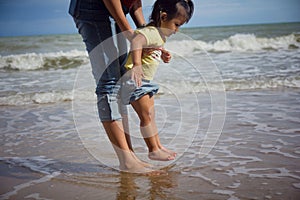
[149, 0, 194, 27]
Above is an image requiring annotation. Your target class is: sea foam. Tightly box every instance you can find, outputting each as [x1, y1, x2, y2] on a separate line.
[1, 76, 299, 106]
[0, 50, 88, 71]
[166, 33, 300, 55]
[0, 34, 298, 71]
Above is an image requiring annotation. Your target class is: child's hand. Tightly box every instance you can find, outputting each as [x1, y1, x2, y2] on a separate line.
[142, 47, 172, 63]
[131, 65, 144, 87]
[160, 48, 172, 63]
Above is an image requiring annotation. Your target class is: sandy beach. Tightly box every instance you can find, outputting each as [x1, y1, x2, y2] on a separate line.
[1, 89, 300, 199]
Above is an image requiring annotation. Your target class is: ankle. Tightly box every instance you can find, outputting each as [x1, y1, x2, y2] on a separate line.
[148, 146, 159, 152]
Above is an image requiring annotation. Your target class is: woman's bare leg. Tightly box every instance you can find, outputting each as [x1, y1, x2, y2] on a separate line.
[102, 120, 154, 172]
[121, 112, 152, 167]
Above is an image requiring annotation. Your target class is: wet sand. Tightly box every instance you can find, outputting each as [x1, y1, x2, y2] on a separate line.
[1, 89, 300, 199]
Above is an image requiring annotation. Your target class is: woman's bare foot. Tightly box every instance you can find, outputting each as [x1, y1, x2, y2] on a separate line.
[130, 151, 153, 168]
[120, 164, 152, 173]
[119, 162, 166, 175]
[148, 149, 175, 161]
[117, 149, 161, 174]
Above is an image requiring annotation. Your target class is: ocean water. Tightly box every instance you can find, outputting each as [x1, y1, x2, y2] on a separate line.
[1, 22, 300, 199]
[0, 23, 299, 105]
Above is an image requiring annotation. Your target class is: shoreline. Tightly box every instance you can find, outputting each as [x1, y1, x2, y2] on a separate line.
[1, 89, 300, 199]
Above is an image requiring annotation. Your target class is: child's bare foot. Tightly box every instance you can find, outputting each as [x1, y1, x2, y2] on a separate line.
[148, 149, 175, 161]
[160, 146, 177, 157]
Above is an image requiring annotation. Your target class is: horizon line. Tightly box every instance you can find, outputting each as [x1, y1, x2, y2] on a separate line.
[0, 21, 299, 38]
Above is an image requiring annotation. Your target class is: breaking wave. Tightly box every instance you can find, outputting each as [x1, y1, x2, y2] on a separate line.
[166, 33, 300, 54]
[1, 34, 299, 71]
[0, 50, 88, 71]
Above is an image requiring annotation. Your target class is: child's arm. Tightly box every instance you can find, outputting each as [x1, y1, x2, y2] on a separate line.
[142, 47, 172, 63]
[130, 33, 147, 87]
[160, 48, 172, 63]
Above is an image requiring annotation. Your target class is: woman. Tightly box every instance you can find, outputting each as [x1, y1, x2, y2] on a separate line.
[69, 0, 153, 173]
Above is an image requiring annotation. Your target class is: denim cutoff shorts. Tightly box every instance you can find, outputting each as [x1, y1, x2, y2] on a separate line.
[121, 79, 159, 105]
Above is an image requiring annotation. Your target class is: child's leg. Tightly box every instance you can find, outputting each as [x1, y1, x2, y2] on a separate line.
[149, 109, 177, 157]
[131, 95, 175, 161]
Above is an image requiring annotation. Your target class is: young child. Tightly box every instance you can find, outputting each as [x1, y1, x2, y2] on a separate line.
[122, 0, 194, 161]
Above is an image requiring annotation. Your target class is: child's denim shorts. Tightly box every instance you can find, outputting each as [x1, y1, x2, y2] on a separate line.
[121, 79, 159, 105]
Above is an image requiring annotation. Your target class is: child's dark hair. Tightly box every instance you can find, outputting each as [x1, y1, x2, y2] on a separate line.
[149, 0, 194, 27]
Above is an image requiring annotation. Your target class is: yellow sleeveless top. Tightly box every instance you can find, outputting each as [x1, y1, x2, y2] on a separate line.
[125, 26, 165, 80]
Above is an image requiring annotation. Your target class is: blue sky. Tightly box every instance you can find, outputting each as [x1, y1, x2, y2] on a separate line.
[0, 0, 299, 36]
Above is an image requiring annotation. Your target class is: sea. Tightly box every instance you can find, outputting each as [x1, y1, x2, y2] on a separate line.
[0, 22, 300, 199]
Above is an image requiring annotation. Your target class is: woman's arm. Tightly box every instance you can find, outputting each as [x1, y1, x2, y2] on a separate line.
[102, 0, 134, 40]
[130, 0, 146, 28]
[130, 33, 147, 87]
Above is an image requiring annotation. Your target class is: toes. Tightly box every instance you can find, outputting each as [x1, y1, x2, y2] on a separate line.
[161, 147, 177, 157]
[148, 150, 175, 161]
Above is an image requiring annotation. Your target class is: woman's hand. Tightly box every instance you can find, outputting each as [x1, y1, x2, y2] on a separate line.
[123, 30, 135, 42]
[131, 65, 144, 87]
[102, 0, 136, 41]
